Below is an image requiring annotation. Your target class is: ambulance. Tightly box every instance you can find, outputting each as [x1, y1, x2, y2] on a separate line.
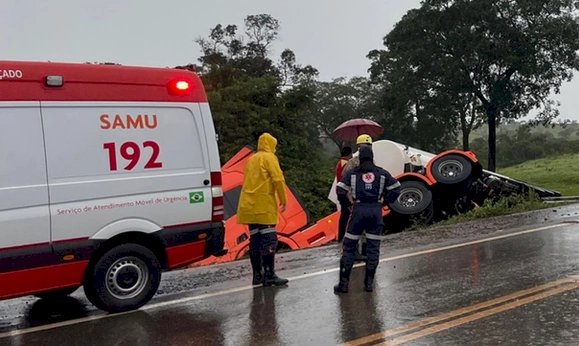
[0, 61, 226, 312]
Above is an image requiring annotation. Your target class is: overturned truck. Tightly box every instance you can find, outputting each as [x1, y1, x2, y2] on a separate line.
[195, 140, 560, 266]
[328, 140, 560, 233]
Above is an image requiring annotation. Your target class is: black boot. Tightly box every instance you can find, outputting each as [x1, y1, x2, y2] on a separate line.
[334, 261, 352, 294]
[250, 253, 263, 285]
[263, 253, 288, 287]
[364, 268, 376, 292]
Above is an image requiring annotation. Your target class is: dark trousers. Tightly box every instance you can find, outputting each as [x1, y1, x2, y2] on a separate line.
[248, 224, 278, 257]
[248, 224, 281, 283]
[338, 200, 351, 242]
[341, 204, 384, 270]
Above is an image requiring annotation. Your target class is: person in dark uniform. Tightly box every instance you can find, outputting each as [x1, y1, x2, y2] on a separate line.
[334, 145, 401, 293]
[341, 134, 374, 261]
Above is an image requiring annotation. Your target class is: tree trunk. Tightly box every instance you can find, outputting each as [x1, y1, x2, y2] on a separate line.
[462, 131, 470, 151]
[487, 107, 497, 172]
[459, 110, 469, 150]
[460, 94, 477, 151]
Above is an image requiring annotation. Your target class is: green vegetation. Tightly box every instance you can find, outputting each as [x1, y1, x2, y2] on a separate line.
[470, 126, 579, 169]
[470, 122, 579, 142]
[368, 0, 579, 171]
[183, 15, 335, 221]
[437, 152, 579, 226]
[499, 154, 579, 196]
[185, 4, 579, 224]
[441, 193, 549, 225]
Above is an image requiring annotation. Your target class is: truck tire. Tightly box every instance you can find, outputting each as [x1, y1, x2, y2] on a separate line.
[35, 286, 79, 300]
[431, 154, 473, 184]
[389, 180, 433, 215]
[83, 243, 161, 313]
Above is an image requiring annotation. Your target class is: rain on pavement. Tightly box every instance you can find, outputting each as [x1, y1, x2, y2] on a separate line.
[1, 204, 579, 346]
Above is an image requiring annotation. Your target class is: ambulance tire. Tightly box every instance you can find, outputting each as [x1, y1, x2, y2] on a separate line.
[35, 286, 79, 300]
[431, 154, 473, 185]
[389, 180, 433, 215]
[84, 243, 161, 313]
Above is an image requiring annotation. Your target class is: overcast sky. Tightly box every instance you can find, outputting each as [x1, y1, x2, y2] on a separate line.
[2, 0, 578, 120]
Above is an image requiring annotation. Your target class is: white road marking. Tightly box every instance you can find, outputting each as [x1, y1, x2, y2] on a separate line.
[0, 221, 574, 339]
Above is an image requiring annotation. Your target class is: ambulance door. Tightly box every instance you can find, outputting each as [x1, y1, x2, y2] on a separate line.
[0, 103, 51, 271]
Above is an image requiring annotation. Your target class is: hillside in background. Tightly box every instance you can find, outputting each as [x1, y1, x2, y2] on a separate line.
[469, 121, 579, 169]
[470, 121, 579, 141]
[499, 154, 579, 196]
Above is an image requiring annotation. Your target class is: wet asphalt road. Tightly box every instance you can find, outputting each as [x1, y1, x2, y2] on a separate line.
[1, 204, 579, 346]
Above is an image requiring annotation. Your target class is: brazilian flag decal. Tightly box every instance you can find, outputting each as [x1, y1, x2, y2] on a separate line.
[189, 191, 205, 204]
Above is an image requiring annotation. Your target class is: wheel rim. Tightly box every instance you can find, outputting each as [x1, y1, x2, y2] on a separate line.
[398, 188, 424, 208]
[106, 257, 149, 300]
[438, 159, 464, 179]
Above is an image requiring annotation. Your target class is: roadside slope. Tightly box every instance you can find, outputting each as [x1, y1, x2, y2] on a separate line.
[499, 153, 579, 195]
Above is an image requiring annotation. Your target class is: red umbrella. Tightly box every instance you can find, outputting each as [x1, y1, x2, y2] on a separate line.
[332, 118, 384, 142]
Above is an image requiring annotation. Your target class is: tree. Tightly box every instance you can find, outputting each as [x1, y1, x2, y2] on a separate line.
[367, 49, 460, 152]
[372, 0, 579, 171]
[186, 15, 335, 220]
[311, 77, 382, 150]
[456, 94, 485, 150]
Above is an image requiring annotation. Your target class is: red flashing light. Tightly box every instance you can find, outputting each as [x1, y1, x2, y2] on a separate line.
[175, 81, 189, 90]
[167, 79, 192, 96]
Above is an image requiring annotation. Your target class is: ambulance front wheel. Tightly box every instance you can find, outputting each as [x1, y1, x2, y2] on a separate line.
[84, 243, 161, 313]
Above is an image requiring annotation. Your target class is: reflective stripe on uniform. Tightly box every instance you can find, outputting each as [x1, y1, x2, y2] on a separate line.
[366, 233, 387, 241]
[350, 175, 357, 199]
[387, 181, 401, 190]
[260, 227, 277, 234]
[344, 232, 361, 240]
[379, 175, 386, 194]
[250, 226, 276, 235]
[337, 182, 350, 191]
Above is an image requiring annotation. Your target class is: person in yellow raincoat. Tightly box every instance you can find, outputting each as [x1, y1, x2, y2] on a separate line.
[237, 132, 289, 287]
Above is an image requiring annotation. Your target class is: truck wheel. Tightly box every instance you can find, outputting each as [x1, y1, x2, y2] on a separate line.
[83, 243, 161, 313]
[431, 154, 473, 184]
[389, 180, 433, 215]
[35, 286, 79, 300]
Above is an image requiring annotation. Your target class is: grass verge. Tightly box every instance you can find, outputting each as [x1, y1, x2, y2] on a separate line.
[440, 193, 551, 225]
[498, 153, 579, 196]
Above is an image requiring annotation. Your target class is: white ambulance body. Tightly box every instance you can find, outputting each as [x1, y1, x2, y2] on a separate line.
[0, 61, 226, 312]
